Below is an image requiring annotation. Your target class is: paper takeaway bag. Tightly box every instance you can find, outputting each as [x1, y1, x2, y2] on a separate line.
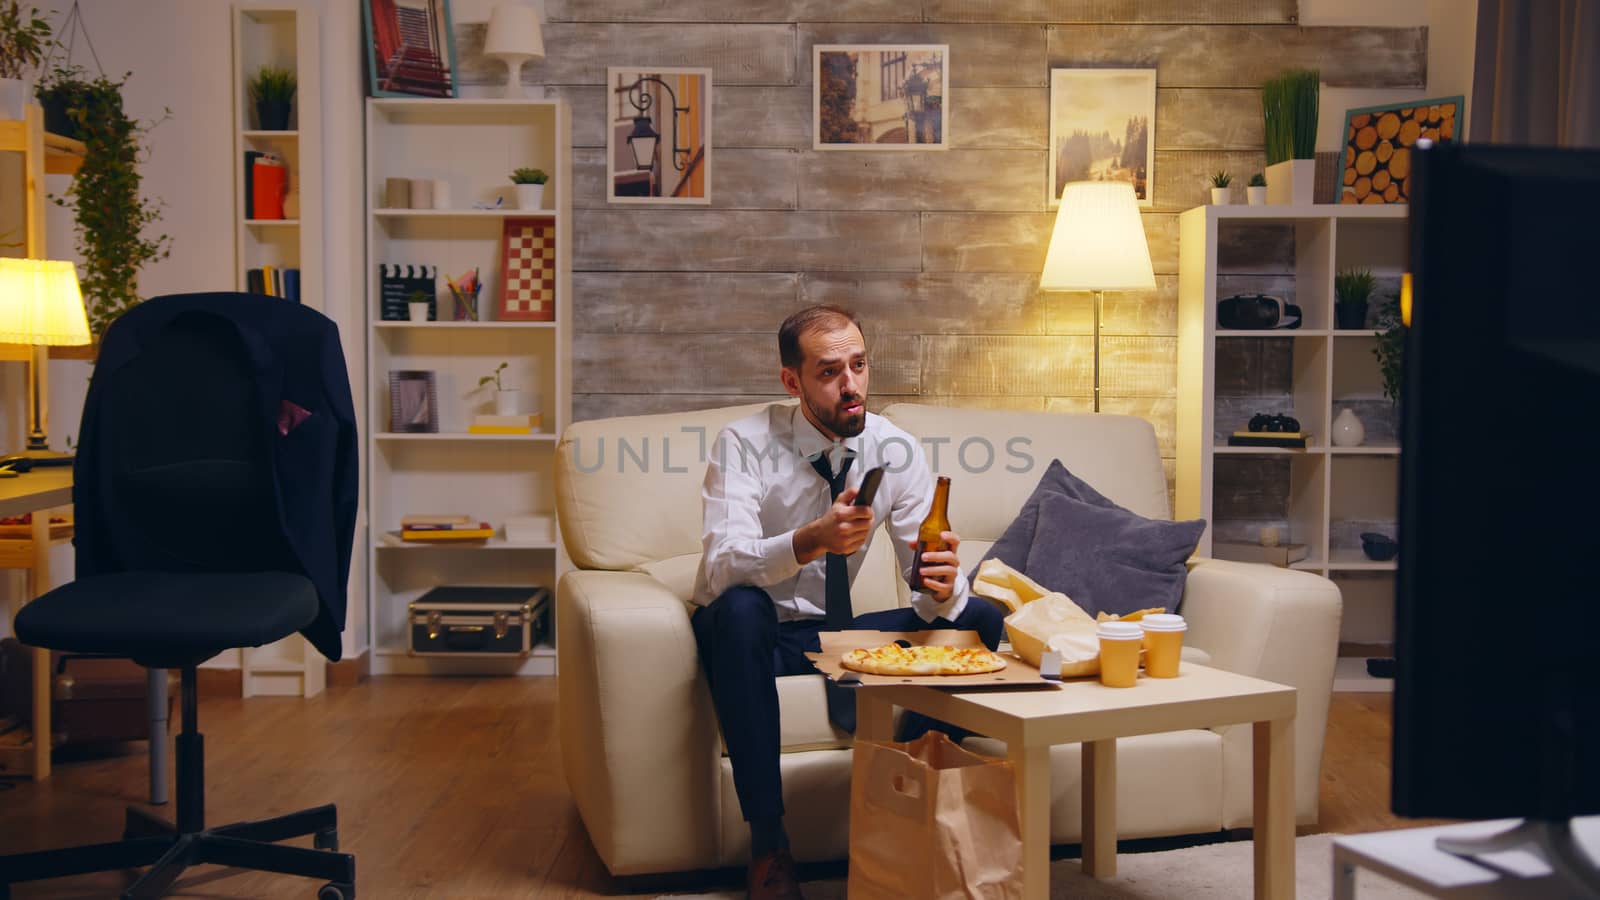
[848, 731, 1021, 900]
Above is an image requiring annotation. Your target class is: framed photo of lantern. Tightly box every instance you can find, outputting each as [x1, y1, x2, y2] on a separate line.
[607, 66, 713, 203]
[1340, 96, 1464, 204]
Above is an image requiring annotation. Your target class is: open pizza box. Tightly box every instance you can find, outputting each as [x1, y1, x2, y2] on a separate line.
[807, 629, 1056, 689]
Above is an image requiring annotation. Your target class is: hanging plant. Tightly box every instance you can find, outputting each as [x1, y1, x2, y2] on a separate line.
[51, 70, 172, 341]
[35, 62, 93, 139]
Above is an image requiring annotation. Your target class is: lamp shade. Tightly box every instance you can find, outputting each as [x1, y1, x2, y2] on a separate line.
[483, 3, 544, 60]
[1040, 181, 1156, 292]
[0, 258, 91, 346]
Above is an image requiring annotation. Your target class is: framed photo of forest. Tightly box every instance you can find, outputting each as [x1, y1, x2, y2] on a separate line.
[1048, 68, 1155, 207]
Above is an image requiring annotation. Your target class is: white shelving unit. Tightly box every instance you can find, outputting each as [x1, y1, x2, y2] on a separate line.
[231, 3, 325, 697]
[364, 97, 572, 677]
[1177, 204, 1406, 686]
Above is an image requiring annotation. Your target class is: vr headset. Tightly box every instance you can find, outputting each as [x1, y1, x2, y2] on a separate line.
[1217, 294, 1301, 330]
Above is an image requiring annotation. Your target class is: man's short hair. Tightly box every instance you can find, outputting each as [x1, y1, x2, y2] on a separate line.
[778, 305, 863, 369]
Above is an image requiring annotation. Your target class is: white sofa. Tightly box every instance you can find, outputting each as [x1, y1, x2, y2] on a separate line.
[554, 402, 1342, 877]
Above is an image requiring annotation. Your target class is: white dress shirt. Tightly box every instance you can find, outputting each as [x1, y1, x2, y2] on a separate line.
[691, 403, 970, 623]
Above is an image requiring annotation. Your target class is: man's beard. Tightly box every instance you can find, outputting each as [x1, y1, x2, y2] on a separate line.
[806, 391, 866, 438]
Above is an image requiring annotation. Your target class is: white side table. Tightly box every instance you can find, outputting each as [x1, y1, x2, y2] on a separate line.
[1332, 816, 1600, 899]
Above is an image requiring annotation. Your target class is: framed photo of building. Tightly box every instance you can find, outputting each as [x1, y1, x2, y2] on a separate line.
[362, 0, 458, 98]
[814, 44, 949, 150]
[606, 66, 713, 204]
[1048, 68, 1155, 207]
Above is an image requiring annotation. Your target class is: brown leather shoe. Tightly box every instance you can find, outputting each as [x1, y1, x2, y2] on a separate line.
[747, 848, 805, 900]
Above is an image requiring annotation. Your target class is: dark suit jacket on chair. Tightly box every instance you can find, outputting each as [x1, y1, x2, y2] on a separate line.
[73, 292, 359, 661]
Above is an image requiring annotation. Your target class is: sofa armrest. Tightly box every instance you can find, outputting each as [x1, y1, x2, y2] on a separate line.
[1180, 558, 1343, 827]
[558, 570, 721, 874]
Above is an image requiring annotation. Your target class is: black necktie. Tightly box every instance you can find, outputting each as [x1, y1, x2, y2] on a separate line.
[809, 451, 855, 628]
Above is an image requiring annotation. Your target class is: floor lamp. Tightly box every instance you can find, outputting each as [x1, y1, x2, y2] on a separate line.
[0, 258, 92, 463]
[1040, 181, 1156, 412]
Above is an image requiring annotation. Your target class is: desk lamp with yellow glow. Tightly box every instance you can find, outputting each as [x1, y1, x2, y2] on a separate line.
[1040, 181, 1156, 412]
[0, 258, 92, 473]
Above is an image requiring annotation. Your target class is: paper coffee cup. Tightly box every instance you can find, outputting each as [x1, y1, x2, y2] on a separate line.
[1097, 621, 1142, 688]
[1141, 614, 1187, 678]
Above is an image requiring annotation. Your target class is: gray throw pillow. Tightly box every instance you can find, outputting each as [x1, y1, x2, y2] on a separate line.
[969, 459, 1115, 578]
[973, 459, 1205, 618]
[1022, 491, 1205, 618]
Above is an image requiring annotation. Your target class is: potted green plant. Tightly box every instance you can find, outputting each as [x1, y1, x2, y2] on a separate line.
[1372, 290, 1405, 405]
[407, 288, 431, 323]
[1208, 170, 1233, 206]
[478, 361, 519, 415]
[1247, 172, 1268, 206]
[1334, 268, 1375, 330]
[0, 0, 52, 119]
[248, 65, 295, 131]
[510, 166, 547, 210]
[51, 70, 172, 342]
[1262, 69, 1319, 205]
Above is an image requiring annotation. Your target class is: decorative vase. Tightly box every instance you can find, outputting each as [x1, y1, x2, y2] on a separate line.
[495, 388, 522, 416]
[514, 183, 545, 210]
[1247, 185, 1268, 206]
[1210, 186, 1233, 206]
[1265, 159, 1316, 205]
[1335, 301, 1369, 330]
[1332, 408, 1366, 447]
[1361, 532, 1399, 561]
[256, 98, 291, 130]
[0, 77, 32, 119]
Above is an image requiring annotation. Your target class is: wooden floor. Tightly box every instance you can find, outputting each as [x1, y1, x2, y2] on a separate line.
[0, 678, 1423, 898]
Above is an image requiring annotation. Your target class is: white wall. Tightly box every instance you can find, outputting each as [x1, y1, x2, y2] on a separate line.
[2, 0, 367, 660]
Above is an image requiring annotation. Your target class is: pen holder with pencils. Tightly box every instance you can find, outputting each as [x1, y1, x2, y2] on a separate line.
[448, 268, 483, 321]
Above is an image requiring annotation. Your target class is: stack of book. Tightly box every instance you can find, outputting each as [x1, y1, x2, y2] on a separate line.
[246, 266, 301, 301]
[1226, 430, 1310, 449]
[399, 514, 494, 542]
[468, 413, 543, 435]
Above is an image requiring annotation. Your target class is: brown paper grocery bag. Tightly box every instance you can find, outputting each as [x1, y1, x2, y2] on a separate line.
[847, 731, 1022, 900]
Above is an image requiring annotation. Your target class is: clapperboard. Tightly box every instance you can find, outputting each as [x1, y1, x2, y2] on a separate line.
[379, 263, 438, 321]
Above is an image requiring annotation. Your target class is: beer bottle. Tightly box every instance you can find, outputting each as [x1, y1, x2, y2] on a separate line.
[909, 476, 952, 591]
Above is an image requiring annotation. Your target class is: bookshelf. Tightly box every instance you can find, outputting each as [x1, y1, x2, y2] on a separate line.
[1176, 204, 1406, 688]
[231, 3, 326, 696]
[364, 97, 572, 676]
[232, 4, 321, 308]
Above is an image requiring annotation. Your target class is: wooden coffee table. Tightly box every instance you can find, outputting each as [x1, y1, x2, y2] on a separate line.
[855, 662, 1298, 900]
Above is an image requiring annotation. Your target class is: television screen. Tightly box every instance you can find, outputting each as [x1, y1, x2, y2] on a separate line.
[1394, 142, 1600, 821]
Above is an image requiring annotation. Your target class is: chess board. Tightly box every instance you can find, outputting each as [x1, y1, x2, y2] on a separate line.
[497, 217, 557, 321]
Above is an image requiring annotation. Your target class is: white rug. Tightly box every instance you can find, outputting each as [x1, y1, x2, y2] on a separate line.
[658, 833, 1432, 899]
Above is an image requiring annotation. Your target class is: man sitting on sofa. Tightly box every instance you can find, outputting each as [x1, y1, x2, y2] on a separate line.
[690, 304, 1004, 899]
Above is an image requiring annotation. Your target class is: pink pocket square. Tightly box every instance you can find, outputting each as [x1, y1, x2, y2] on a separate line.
[278, 400, 313, 436]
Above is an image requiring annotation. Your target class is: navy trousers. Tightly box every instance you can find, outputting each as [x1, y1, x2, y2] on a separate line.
[690, 585, 1005, 822]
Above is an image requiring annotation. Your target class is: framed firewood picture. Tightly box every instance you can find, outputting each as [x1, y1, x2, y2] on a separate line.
[1340, 96, 1465, 204]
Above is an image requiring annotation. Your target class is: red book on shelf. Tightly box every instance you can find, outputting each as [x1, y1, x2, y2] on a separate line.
[252, 156, 287, 220]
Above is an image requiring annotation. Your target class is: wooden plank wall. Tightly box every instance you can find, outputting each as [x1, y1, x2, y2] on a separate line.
[456, 2, 1426, 492]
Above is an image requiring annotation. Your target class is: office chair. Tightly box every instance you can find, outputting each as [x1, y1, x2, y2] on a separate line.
[0, 308, 356, 899]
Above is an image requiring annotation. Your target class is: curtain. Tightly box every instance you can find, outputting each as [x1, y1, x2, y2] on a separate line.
[1472, 0, 1600, 146]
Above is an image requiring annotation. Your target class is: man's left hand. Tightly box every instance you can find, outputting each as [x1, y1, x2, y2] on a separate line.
[913, 531, 962, 602]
